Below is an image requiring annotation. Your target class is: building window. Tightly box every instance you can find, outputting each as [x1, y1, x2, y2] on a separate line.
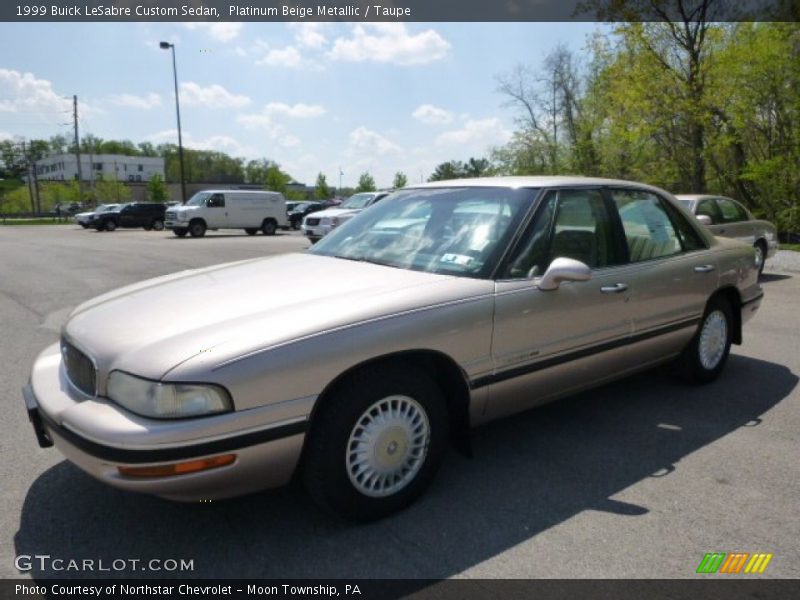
[138, 164, 143, 172]
[93, 163, 103, 170]
[135, 175, 142, 182]
[128, 175, 134, 182]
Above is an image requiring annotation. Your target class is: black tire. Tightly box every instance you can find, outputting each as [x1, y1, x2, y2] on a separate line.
[173, 228, 188, 237]
[755, 240, 767, 275]
[152, 219, 165, 231]
[244, 228, 258, 236]
[303, 364, 448, 522]
[291, 218, 301, 231]
[189, 220, 206, 238]
[675, 296, 734, 384]
[143, 225, 152, 231]
[80, 223, 88, 229]
[104, 220, 117, 232]
[262, 219, 277, 236]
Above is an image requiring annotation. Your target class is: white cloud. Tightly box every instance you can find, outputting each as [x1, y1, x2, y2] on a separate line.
[0, 69, 72, 116]
[289, 23, 328, 49]
[412, 104, 454, 125]
[348, 127, 401, 156]
[436, 118, 512, 147]
[0, 131, 12, 140]
[184, 22, 243, 43]
[180, 82, 251, 109]
[263, 102, 326, 119]
[108, 92, 161, 110]
[146, 129, 252, 156]
[257, 46, 302, 68]
[328, 24, 450, 66]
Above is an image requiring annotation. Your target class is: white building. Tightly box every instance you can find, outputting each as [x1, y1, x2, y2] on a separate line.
[32, 154, 165, 183]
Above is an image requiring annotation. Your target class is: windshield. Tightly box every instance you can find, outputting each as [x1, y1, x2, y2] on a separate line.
[294, 202, 311, 211]
[186, 192, 211, 207]
[341, 193, 376, 210]
[311, 187, 536, 278]
[97, 204, 118, 212]
[678, 199, 693, 209]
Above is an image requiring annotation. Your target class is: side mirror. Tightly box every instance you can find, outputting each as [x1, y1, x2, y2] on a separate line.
[538, 257, 592, 291]
[696, 214, 713, 226]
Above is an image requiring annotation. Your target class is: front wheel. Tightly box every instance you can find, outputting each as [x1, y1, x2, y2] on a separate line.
[189, 220, 206, 238]
[303, 364, 448, 522]
[676, 296, 733, 384]
[104, 220, 117, 232]
[152, 219, 165, 231]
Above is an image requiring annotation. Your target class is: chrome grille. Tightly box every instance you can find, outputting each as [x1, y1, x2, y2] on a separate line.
[306, 218, 320, 226]
[61, 338, 96, 396]
[165, 211, 176, 220]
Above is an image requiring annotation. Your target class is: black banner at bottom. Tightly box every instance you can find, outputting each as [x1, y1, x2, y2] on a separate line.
[1, 579, 800, 600]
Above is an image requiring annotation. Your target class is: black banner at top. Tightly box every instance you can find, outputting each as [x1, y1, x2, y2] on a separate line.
[2, 0, 798, 22]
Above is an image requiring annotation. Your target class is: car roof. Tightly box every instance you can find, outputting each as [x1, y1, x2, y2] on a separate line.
[674, 194, 719, 202]
[411, 176, 674, 196]
[198, 189, 282, 195]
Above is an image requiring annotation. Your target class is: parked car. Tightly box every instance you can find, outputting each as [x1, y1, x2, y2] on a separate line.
[90, 202, 166, 232]
[676, 195, 778, 274]
[165, 190, 289, 238]
[301, 191, 390, 243]
[23, 177, 763, 522]
[288, 201, 325, 230]
[74, 204, 120, 228]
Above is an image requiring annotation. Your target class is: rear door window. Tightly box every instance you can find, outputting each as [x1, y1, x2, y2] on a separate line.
[717, 197, 748, 223]
[610, 189, 683, 262]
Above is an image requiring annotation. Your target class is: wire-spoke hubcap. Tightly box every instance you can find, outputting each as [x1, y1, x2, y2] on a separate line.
[699, 310, 728, 370]
[346, 395, 430, 498]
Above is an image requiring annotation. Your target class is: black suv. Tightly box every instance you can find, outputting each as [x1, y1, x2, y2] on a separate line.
[288, 201, 325, 230]
[91, 203, 167, 232]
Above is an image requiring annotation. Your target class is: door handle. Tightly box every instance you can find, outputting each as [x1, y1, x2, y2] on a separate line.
[694, 264, 715, 273]
[600, 283, 628, 294]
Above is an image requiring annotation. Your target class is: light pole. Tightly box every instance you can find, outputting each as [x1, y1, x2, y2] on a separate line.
[160, 41, 187, 204]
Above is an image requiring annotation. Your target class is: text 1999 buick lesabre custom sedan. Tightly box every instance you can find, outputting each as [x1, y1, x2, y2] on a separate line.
[23, 177, 763, 521]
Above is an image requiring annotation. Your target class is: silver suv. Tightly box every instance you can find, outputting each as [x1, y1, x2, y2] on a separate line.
[301, 191, 390, 243]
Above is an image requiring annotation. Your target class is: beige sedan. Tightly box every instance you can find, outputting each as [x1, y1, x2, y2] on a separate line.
[24, 177, 763, 521]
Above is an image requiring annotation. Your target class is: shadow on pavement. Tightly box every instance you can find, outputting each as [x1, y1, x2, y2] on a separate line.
[14, 355, 797, 579]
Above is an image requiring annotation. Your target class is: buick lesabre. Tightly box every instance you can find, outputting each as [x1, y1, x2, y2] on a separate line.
[23, 177, 763, 521]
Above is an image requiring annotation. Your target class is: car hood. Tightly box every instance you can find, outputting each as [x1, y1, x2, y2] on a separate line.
[63, 253, 490, 384]
[307, 207, 360, 219]
[75, 211, 95, 218]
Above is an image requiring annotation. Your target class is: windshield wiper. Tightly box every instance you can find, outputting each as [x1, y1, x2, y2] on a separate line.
[331, 255, 398, 269]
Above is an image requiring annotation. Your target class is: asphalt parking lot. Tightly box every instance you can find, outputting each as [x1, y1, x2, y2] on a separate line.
[1, 225, 798, 580]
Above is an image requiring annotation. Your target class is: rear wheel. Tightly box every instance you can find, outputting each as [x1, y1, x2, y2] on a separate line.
[303, 364, 448, 522]
[676, 296, 733, 384]
[173, 228, 188, 237]
[104, 220, 117, 232]
[262, 219, 277, 236]
[754, 240, 767, 275]
[189, 220, 206, 238]
[244, 228, 258, 236]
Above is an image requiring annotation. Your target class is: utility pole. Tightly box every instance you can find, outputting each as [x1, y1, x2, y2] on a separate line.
[73, 95, 84, 204]
[22, 140, 36, 213]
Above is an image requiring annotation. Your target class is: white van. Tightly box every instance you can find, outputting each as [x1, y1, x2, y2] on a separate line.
[165, 190, 289, 237]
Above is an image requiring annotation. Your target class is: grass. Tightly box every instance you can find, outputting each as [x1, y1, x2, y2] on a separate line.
[780, 243, 800, 252]
[0, 218, 72, 226]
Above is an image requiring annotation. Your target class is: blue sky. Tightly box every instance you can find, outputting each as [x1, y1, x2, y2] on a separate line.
[0, 22, 599, 187]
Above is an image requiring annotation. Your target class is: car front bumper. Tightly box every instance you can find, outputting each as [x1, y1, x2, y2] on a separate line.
[23, 344, 307, 501]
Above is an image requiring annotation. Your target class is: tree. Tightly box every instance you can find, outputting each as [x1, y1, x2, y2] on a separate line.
[355, 172, 376, 192]
[264, 164, 292, 193]
[146, 174, 168, 202]
[428, 161, 465, 181]
[315, 172, 331, 198]
[392, 171, 408, 188]
[93, 174, 132, 203]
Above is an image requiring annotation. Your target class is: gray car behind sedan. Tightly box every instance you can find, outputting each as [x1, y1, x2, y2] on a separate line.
[24, 177, 763, 521]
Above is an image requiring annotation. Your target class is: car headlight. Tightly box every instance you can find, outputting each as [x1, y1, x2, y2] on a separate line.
[107, 371, 233, 419]
[331, 217, 340, 227]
